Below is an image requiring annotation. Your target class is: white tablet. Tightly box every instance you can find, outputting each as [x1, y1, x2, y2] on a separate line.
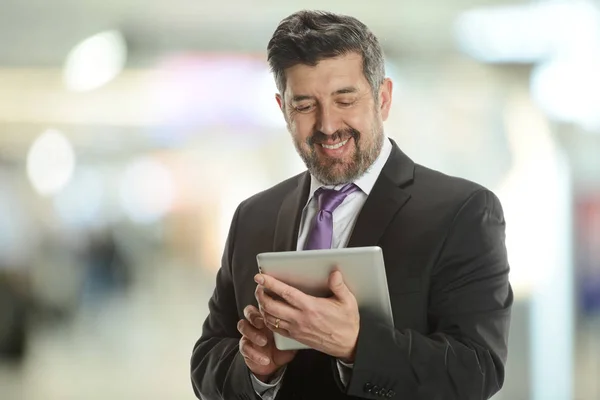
[255, 246, 394, 351]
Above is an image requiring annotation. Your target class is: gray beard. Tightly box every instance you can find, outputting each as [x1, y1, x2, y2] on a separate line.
[295, 129, 384, 186]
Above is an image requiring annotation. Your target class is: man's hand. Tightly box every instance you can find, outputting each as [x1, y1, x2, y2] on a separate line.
[238, 305, 297, 383]
[254, 270, 360, 362]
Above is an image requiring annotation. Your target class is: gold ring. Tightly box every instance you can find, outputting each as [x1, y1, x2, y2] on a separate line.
[274, 318, 280, 329]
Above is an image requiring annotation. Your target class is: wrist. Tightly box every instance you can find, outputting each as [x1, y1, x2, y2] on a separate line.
[255, 366, 285, 384]
[339, 351, 355, 364]
[340, 327, 359, 363]
[339, 343, 357, 363]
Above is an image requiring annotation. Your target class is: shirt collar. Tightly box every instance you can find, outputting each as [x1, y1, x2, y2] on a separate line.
[306, 135, 393, 202]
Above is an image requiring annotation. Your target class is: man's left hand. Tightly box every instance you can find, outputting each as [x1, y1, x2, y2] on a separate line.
[254, 270, 359, 362]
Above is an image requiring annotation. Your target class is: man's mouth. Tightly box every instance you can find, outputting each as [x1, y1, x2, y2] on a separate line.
[320, 138, 350, 150]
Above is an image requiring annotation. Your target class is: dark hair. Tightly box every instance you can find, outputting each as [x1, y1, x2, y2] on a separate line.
[267, 10, 386, 98]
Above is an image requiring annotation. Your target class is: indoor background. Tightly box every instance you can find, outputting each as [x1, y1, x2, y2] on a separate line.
[0, 0, 598, 399]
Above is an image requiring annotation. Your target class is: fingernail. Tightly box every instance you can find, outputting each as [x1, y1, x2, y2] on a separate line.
[260, 357, 270, 365]
[258, 336, 267, 346]
[254, 274, 264, 284]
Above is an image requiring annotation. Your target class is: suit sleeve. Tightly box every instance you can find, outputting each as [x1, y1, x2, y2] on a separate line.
[190, 203, 258, 400]
[345, 189, 513, 400]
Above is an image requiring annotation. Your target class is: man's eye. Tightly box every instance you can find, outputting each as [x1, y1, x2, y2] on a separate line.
[337, 101, 355, 107]
[295, 105, 313, 112]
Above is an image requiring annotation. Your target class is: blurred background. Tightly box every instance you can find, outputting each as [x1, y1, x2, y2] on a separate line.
[0, 0, 598, 399]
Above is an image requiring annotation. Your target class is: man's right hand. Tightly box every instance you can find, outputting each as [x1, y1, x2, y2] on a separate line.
[238, 305, 297, 383]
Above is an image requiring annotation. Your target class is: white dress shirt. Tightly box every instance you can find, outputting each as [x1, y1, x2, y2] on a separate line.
[252, 137, 393, 399]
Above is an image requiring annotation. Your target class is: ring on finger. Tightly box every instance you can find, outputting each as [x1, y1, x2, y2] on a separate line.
[275, 318, 281, 329]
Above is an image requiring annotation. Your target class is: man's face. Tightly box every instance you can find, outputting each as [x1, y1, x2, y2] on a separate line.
[276, 53, 393, 185]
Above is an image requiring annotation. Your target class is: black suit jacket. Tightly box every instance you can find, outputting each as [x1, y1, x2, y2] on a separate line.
[191, 139, 513, 400]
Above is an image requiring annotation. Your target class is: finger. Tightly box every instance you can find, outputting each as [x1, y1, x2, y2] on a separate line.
[255, 273, 308, 309]
[262, 311, 292, 332]
[237, 320, 268, 347]
[269, 324, 292, 338]
[239, 337, 270, 366]
[243, 305, 265, 329]
[328, 270, 352, 301]
[255, 285, 299, 322]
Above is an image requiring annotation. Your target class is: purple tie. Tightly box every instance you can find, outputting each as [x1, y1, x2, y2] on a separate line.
[303, 183, 360, 250]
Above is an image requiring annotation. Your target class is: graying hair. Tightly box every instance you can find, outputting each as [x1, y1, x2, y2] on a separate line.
[267, 10, 386, 99]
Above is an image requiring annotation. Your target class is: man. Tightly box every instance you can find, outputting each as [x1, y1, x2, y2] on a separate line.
[191, 10, 512, 400]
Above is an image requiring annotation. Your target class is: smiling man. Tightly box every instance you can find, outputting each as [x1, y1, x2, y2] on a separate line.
[282, 53, 386, 187]
[191, 10, 512, 400]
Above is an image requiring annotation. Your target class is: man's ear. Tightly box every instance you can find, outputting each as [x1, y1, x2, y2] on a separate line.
[379, 78, 393, 121]
[276, 93, 290, 126]
[276, 93, 284, 112]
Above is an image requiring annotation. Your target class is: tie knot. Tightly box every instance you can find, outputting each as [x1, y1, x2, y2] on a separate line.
[315, 183, 359, 213]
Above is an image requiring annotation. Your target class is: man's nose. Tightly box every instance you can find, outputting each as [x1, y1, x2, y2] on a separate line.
[316, 106, 342, 136]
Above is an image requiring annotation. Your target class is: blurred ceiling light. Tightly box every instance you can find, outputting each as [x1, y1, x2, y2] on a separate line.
[531, 56, 600, 131]
[64, 30, 127, 92]
[453, 0, 600, 63]
[455, 0, 600, 132]
[118, 157, 175, 224]
[26, 129, 76, 197]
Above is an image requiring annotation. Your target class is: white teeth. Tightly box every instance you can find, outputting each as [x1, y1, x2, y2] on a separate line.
[321, 139, 349, 149]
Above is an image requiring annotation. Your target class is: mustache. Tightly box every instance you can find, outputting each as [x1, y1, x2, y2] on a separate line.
[307, 128, 360, 146]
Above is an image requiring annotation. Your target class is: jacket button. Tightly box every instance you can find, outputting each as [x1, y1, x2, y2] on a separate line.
[386, 389, 396, 398]
[364, 382, 373, 393]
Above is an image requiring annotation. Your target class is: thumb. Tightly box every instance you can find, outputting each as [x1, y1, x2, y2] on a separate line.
[328, 270, 350, 299]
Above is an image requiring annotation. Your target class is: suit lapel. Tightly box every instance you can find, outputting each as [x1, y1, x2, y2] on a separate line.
[347, 139, 415, 248]
[272, 172, 311, 252]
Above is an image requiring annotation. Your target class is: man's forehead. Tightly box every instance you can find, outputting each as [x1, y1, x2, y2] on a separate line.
[284, 66, 367, 98]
